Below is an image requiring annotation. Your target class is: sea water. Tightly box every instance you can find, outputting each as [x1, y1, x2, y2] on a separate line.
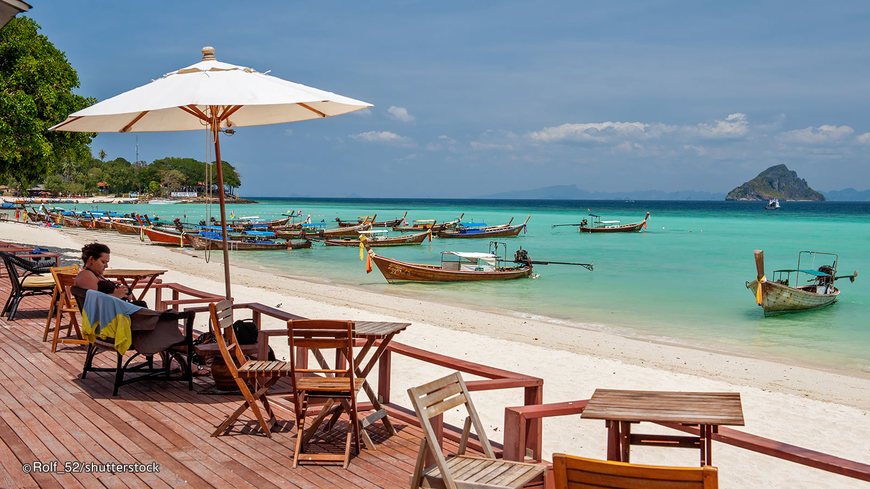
[68, 199, 870, 374]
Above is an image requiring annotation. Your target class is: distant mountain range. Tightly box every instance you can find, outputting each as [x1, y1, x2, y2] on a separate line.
[478, 182, 870, 201]
[480, 185, 725, 200]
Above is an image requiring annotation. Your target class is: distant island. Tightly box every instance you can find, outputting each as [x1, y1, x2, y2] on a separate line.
[725, 164, 824, 201]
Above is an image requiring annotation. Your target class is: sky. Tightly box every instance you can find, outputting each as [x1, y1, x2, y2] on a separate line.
[26, 1, 870, 198]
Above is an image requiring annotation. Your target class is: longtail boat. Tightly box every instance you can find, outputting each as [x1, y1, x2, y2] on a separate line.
[111, 219, 142, 234]
[338, 211, 408, 228]
[746, 250, 857, 316]
[436, 216, 530, 239]
[393, 219, 436, 232]
[367, 250, 532, 283]
[187, 231, 310, 251]
[321, 216, 375, 237]
[578, 212, 649, 233]
[324, 229, 431, 247]
[143, 227, 192, 246]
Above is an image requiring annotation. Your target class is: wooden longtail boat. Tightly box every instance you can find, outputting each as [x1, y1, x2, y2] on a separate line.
[143, 227, 193, 246]
[321, 217, 375, 237]
[111, 220, 142, 234]
[579, 212, 649, 233]
[436, 216, 530, 239]
[746, 250, 858, 316]
[393, 219, 436, 232]
[368, 250, 532, 283]
[338, 211, 408, 228]
[187, 233, 310, 251]
[324, 229, 431, 247]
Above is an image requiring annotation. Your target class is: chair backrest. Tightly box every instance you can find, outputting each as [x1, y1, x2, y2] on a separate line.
[50, 266, 80, 310]
[287, 319, 355, 387]
[407, 371, 497, 487]
[0, 252, 19, 290]
[552, 454, 718, 489]
[208, 300, 247, 377]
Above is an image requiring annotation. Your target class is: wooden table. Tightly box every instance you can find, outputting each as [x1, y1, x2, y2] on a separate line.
[581, 389, 744, 466]
[296, 320, 410, 450]
[102, 269, 167, 301]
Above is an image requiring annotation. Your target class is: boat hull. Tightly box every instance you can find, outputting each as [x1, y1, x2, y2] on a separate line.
[187, 234, 289, 250]
[143, 227, 192, 246]
[370, 254, 531, 283]
[436, 224, 525, 238]
[746, 279, 839, 316]
[579, 221, 645, 233]
[325, 231, 429, 247]
[112, 221, 141, 234]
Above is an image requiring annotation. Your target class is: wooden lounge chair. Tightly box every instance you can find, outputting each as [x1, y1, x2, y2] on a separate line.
[552, 453, 718, 489]
[44, 266, 88, 352]
[287, 319, 364, 468]
[407, 371, 546, 489]
[1, 251, 55, 320]
[210, 299, 291, 437]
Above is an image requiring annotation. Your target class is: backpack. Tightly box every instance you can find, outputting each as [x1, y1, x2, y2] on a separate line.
[231, 319, 276, 361]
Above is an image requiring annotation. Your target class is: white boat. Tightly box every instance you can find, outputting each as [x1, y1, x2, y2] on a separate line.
[148, 199, 178, 205]
[765, 198, 781, 210]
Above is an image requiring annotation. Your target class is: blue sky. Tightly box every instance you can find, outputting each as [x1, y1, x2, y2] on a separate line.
[29, 1, 870, 197]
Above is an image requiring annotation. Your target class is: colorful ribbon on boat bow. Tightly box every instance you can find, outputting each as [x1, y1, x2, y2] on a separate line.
[366, 250, 373, 273]
[359, 234, 367, 260]
[756, 275, 767, 305]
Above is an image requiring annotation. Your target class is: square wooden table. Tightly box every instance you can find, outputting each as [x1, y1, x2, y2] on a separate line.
[581, 389, 744, 466]
[101, 269, 167, 301]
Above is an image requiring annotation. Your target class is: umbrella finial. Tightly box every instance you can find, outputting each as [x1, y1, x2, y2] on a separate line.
[201, 46, 216, 61]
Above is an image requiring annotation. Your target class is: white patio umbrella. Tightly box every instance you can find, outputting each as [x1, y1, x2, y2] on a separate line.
[51, 46, 372, 298]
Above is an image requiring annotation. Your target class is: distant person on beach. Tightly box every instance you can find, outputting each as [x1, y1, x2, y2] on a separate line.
[75, 242, 138, 303]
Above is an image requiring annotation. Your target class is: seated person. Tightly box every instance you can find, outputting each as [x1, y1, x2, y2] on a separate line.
[75, 242, 141, 305]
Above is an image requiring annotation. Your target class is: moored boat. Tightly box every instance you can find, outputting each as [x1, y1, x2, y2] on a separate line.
[321, 217, 374, 237]
[436, 216, 530, 239]
[324, 229, 431, 247]
[143, 227, 192, 246]
[746, 250, 858, 316]
[367, 250, 532, 283]
[579, 212, 649, 233]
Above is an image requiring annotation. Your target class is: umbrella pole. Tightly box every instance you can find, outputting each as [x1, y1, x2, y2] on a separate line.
[212, 121, 233, 299]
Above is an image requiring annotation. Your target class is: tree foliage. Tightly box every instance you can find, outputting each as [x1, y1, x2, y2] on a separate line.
[0, 17, 95, 186]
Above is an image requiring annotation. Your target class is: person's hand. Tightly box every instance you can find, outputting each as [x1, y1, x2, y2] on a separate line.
[111, 287, 128, 299]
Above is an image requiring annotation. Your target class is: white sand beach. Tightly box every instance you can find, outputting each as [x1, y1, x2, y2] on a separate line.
[2, 220, 868, 488]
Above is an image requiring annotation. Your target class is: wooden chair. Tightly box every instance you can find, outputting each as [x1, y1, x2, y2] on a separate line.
[1, 251, 55, 320]
[407, 372, 546, 489]
[209, 299, 291, 438]
[75, 286, 196, 396]
[44, 266, 88, 352]
[287, 319, 364, 468]
[552, 453, 718, 489]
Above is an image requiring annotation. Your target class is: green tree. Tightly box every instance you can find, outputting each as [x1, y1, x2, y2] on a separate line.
[161, 169, 185, 193]
[148, 180, 160, 195]
[0, 17, 95, 185]
[43, 174, 67, 194]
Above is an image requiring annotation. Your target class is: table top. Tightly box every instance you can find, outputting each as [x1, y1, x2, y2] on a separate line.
[102, 269, 167, 278]
[581, 389, 745, 426]
[354, 321, 411, 338]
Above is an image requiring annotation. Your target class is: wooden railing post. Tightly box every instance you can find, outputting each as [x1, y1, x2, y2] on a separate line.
[378, 349, 391, 404]
[524, 384, 543, 461]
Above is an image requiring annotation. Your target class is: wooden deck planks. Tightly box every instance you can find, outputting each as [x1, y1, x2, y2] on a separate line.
[0, 282, 484, 489]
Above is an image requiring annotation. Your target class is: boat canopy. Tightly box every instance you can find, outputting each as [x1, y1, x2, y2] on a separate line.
[441, 252, 498, 271]
[458, 223, 486, 227]
[198, 225, 224, 230]
[359, 230, 389, 234]
[600, 220, 620, 224]
[244, 231, 276, 237]
[412, 219, 436, 223]
[300, 222, 326, 227]
[775, 268, 832, 277]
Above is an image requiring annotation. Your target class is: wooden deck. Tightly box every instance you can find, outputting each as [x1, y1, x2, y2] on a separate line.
[0, 283, 485, 489]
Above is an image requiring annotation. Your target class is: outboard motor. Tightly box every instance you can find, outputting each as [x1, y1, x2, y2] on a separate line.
[514, 248, 531, 266]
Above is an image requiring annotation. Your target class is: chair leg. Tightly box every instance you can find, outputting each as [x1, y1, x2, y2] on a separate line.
[410, 438, 429, 489]
[50, 307, 64, 353]
[212, 377, 279, 438]
[113, 353, 124, 396]
[43, 288, 59, 341]
[1, 291, 12, 316]
[7, 293, 21, 321]
[82, 344, 97, 378]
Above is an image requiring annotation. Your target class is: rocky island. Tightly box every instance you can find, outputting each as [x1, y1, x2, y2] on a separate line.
[725, 164, 825, 201]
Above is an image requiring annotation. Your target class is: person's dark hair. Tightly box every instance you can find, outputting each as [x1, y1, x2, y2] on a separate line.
[81, 243, 111, 264]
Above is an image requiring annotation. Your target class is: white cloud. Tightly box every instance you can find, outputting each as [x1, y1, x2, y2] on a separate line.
[529, 122, 648, 143]
[856, 132, 870, 144]
[470, 141, 515, 151]
[693, 113, 749, 139]
[387, 106, 414, 123]
[779, 125, 854, 144]
[351, 131, 412, 144]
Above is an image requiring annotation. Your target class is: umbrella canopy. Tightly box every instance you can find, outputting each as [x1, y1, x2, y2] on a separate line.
[51, 47, 372, 298]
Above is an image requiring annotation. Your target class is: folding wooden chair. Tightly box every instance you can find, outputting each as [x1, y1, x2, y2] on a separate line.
[552, 453, 718, 489]
[44, 266, 88, 352]
[287, 319, 365, 468]
[407, 371, 546, 489]
[210, 299, 291, 438]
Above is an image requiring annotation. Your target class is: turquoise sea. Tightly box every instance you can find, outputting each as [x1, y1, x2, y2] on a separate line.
[66, 198, 870, 374]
